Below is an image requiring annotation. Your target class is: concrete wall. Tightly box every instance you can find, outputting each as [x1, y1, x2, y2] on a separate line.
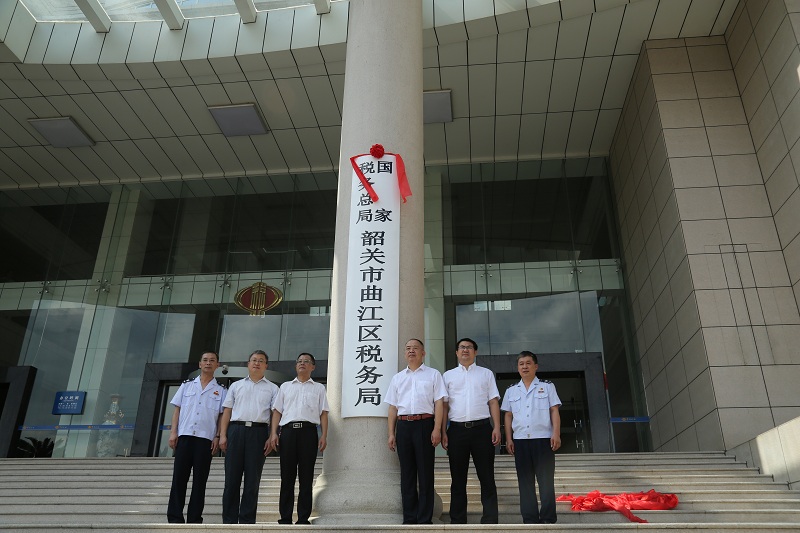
[729, 414, 800, 490]
[610, 11, 800, 451]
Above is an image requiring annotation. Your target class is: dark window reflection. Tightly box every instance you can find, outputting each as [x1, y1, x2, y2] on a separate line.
[0, 202, 108, 282]
[0, 310, 31, 366]
[445, 175, 614, 265]
[129, 188, 337, 276]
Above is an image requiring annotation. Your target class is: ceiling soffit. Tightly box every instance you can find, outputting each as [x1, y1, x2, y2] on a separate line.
[0, 0, 739, 193]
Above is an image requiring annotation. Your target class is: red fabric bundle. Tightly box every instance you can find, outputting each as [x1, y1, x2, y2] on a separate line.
[557, 489, 678, 523]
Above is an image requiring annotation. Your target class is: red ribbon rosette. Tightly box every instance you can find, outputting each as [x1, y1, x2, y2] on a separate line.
[350, 144, 412, 203]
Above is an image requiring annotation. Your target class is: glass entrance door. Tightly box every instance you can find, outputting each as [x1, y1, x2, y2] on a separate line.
[496, 370, 591, 454]
[153, 383, 181, 458]
[484, 351, 610, 452]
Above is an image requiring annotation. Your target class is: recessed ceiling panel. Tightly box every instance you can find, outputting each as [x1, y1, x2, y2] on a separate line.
[28, 116, 95, 147]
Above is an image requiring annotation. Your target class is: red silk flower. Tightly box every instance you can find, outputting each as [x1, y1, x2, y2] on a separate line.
[370, 144, 385, 158]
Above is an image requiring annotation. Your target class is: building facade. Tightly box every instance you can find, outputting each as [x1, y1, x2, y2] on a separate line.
[0, 0, 798, 459]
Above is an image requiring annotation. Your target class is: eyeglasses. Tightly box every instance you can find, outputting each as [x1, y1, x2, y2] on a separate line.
[249, 359, 267, 364]
[296, 359, 314, 365]
[457, 345, 475, 351]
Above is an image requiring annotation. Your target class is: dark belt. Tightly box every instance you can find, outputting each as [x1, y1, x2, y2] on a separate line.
[286, 421, 316, 429]
[398, 413, 433, 421]
[230, 420, 269, 428]
[449, 418, 490, 429]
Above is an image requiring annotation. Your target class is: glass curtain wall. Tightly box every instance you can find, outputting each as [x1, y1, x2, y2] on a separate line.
[1, 160, 647, 456]
[1, 175, 336, 457]
[437, 160, 648, 452]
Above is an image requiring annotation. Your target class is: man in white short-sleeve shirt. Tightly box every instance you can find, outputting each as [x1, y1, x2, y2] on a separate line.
[501, 351, 561, 524]
[270, 352, 329, 525]
[442, 338, 500, 524]
[218, 350, 279, 524]
[385, 338, 447, 524]
[167, 351, 226, 524]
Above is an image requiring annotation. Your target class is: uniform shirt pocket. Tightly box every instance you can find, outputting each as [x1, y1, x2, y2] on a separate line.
[507, 392, 522, 414]
[206, 393, 222, 410]
[534, 389, 550, 409]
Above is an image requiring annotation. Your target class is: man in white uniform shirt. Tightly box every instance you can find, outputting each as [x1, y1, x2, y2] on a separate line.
[167, 351, 226, 524]
[501, 351, 562, 524]
[218, 350, 279, 524]
[385, 338, 447, 524]
[270, 352, 329, 525]
[442, 338, 500, 524]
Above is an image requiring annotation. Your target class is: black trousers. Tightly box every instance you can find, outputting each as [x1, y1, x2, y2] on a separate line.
[167, 435, 213, 523]
[513, 438, 557, 524]
[278, 422, 319, 524]
[396, 417, 436, 524]
[446, 422, 498, 524]
[222, 424, 269, 524]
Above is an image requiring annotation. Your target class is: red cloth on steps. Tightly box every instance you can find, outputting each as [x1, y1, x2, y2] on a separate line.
[557, 489, 679, 523]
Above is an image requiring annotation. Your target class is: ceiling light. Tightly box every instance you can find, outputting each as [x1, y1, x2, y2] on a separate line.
[28, 117, 94, 148]
[423, 90, 453, 124]
[208, 104, 269, 137]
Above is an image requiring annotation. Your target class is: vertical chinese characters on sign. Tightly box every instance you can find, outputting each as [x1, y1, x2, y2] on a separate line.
[341, 154, 402, 417]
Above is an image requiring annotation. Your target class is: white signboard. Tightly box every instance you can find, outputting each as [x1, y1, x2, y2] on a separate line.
[341, 153, 403, 417]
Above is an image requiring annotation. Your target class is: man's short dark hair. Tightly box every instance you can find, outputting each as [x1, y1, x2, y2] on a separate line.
[456, 338, 478, 350]
[407, 338, 425, 347]
[201, 351, 219, 361]
[518, 350, 538, 364]
[249, 349, 268, 363]
[297, 352, 316, 365]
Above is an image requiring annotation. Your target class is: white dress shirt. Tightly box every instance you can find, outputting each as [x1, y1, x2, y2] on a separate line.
[273, 378, 329, 426]
[384, 364, 447, 415]
[443, 363, 500, 422]
[222, 375, 279, 423]
[501, 377, 561, 439]
[171, 376, 226, 440]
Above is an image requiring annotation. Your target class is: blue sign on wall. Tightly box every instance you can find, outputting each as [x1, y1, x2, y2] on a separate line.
[52, 391, 86, 415]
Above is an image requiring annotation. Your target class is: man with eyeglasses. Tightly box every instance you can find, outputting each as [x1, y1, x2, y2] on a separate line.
[442, 337, 501, 524]
[218, 350, 279, 524]
[269, 353, 329, 525]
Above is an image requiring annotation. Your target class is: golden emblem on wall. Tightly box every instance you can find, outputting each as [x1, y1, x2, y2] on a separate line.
[233, 282, 283, 315]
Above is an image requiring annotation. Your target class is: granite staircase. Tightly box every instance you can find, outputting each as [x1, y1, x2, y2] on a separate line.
[0, 452, 798, 532]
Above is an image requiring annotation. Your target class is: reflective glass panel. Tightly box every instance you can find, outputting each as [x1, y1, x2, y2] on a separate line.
[0, 202, 108, 282]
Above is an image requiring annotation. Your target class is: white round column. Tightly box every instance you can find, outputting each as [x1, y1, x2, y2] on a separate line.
[312, 0, 424, 524]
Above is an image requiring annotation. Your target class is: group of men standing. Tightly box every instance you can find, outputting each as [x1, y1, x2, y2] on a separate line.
[386, 338, 562, 525]
[166, 339, 561, 525]
[167, 350, 328, 525]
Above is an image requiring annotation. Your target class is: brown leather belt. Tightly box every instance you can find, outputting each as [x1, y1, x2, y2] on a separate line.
[398, 414, 433, 421]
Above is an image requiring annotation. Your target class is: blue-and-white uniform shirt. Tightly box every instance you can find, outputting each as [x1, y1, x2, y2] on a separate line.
[500, 377, 561, 440]
[171, 377, 227, 440]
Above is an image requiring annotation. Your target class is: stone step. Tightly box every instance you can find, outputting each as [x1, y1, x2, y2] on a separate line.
[0, 454, 745, 468]
[2, 494, 797, 512]
[2, 487, 796, 502]
[1, 481, 789, 495]
[0, 471, 761, 484]
[3, 527, 800, 533]
[2, 507, 800, 525]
